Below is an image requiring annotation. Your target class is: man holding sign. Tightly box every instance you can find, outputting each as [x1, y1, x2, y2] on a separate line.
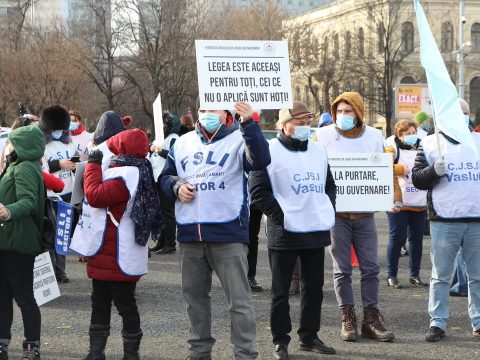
[159, 101, 270, 359]
[316, 92, 401, 343]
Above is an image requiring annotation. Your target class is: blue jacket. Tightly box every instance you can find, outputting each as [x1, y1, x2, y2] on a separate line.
[159, 118, 270, 243]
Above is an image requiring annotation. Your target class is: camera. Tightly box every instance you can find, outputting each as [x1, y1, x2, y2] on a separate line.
[462, 16, 466, 24]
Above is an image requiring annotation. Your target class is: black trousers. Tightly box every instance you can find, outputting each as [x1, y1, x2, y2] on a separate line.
[269, 248, 325, 345]
[90, 280, 141, 334]
[247, 207, 263, 278]
[158, 190, 176, 248]
[0, 251, 41, 342]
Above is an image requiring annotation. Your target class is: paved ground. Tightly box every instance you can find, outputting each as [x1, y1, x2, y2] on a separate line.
[9, 213, 480, 359]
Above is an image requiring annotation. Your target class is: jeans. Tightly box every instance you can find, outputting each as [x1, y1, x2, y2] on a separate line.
[0, 251, 41, 343]
[269, 248, 325, 345]
[90, 280, 140, 334]
[248, 207, 263, 278]
[178, 242, 258, 359]
[386, 210, 426, 278]
[331, 215, 380, 308]
[429, 221, 480, 331]
[450, 249, 468, 295]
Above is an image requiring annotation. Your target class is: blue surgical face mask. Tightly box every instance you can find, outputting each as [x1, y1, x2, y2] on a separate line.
[336, 114, 357, 131]
[51, 130, 63, 140]
[403, 134, 418, 146]
[465, 115, 471, 125]
[69, 122, 80, 131]
[199, 113, 222, 133]
[292, 125, 311, 141]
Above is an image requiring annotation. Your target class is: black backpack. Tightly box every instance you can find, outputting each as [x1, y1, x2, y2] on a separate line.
[41, 188, 57, 251]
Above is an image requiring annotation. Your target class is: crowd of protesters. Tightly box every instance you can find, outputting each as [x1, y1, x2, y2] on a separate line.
[0, 91, 478, 360]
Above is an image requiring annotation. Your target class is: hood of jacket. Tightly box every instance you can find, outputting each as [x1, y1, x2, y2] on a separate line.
[93, 111, 126, 145]
[106, 128, 149, 158]
[8, 125, 45, 163]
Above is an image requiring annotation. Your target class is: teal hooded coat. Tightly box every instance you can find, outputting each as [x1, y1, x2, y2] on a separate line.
[0, 125, 45, 255]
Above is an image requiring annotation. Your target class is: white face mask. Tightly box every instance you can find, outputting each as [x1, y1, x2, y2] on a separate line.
[336, 114, 357, 131]
[292, 125, 311, 141]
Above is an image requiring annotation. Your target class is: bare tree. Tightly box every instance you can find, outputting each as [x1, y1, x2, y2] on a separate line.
[218, 0, 286, 41]
[218, 0, 287, 124]
[288, 23, 349, 114]
[0, 26, 89, 123]
[111, 0, 213, 134]
[68, 0, 131, 110]
[353, 0, 416, 136]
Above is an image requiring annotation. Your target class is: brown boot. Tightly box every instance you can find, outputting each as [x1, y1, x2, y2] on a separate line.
[361, 308, 394, 342]
[341, 307, 359, 341]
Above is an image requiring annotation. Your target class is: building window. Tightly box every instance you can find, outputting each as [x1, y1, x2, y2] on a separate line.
[322, 35, 329, 62]
[344, 80, 351, 92]
[401, 21, 414, 53]
[376, 86, 384, 113]
[441, 22, 454, 52]
[378, 22, 385, 53]
[400, 76, 416, 84]
[470, 76, 480, 121]
[358, 79, 365, 97]
[295, 86, 301, 101]
[472, 23, 480, 53]
[344, 31, 351, 59]
[358, 27, 364, 57]
[304, 85, 310, 107]
[332, 82, 339, 100]
[313, 85, 319, 112]
[333, 33, 339, 60]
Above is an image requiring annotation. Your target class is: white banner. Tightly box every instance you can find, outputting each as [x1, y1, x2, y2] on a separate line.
[195, 40, 292, 110]
[329, 153, 393, 212]
[33, 252, 61, 306]
[153, 93, 164, 145]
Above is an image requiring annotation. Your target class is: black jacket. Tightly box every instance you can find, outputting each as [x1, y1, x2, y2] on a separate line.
[249, 131, 336, 250]
[412, 132, 479, 222]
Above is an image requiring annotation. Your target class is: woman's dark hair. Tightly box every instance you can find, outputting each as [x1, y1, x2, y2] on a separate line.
[11, 115, 37, 130]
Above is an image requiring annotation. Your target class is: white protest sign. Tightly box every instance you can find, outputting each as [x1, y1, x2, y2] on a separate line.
[195, 40, 292, 110]
[328, 153, 393, 212]
[33, 252, 61, 306]
[153, 93, 164, 145]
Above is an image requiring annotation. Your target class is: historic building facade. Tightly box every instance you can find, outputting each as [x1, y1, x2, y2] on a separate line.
[287, 0, 480, 130]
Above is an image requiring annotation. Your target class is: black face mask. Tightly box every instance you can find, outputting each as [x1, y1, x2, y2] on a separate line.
[6, 151, 18, 164]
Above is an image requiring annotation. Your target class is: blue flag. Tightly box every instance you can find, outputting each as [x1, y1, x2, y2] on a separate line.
[413, 0, 477, 155]
[55, 200, 74, 256]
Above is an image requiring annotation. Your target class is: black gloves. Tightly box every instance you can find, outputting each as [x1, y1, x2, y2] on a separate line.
[87, 150, 103, 164]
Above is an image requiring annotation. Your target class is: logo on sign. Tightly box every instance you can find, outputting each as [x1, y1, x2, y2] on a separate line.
[263, 42, 275, 54]
[370, 154, 381, 164]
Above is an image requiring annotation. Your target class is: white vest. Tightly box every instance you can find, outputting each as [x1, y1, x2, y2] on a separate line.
[384, 135, 395, 148]
[72, 131, 92, 162]
[174, 130, 245, 224]
[315, 124, 384, 154]
[396, 147, 427, 207]
[88, 142, 115, 172]
[417, 128, 428, 139]
[267, 139, 335, 232]
[148, 133, 179, 180]
[43, 140, 77, 197]
[422, 133, 480, 218]
[70, 166, 148, 276]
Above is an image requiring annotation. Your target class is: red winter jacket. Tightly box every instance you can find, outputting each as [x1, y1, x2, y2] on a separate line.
[84, 129, 149, 282]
